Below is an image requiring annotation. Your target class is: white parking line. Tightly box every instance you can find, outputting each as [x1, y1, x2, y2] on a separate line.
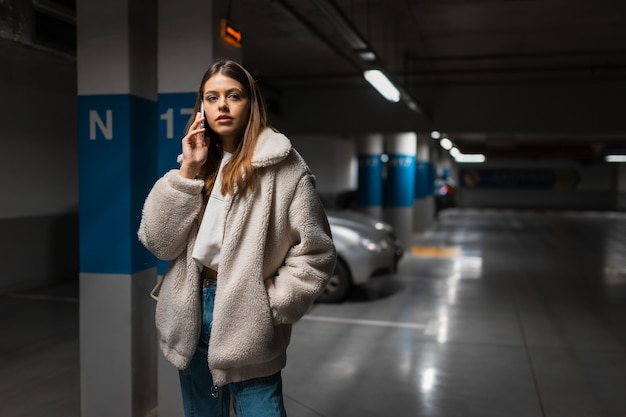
[302, 315, 426, 330]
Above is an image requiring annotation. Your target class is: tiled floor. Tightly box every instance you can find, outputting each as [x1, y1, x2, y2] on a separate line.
[2, 208, 626, 417]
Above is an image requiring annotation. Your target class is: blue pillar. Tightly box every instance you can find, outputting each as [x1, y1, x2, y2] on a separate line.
[77, 0, 158, 415]
[357, 133, 384, 219]
[156, 1, 243, 414]
[384, 132, 417, 248]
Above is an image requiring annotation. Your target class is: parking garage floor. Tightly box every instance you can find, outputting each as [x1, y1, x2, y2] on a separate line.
[2, 208, 626, 417]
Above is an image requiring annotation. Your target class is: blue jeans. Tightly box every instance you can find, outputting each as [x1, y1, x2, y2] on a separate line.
[178, 280, 287, 417]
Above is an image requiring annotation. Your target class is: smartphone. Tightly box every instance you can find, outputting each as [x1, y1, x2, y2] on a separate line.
[200, 102, 205, 128]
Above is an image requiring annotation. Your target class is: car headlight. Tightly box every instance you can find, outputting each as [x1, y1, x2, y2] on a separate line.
[360, 237, 387, 253]
[374, 221, 394, 234]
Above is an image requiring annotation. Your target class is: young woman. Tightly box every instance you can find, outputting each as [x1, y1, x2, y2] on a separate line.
[138, 59, 336, 417]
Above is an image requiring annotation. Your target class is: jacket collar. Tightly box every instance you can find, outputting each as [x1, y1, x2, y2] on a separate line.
[251, 127, 292, 168]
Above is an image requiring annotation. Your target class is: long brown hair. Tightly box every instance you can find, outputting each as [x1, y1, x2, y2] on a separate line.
[186, 59, 269, 197]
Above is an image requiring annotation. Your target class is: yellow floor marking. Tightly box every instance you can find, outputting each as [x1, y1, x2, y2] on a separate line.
[411, 245, 460, 258]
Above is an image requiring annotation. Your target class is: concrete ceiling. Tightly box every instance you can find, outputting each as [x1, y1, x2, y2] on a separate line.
[242, 0, 626, 86]
[238, 0, 626, 159]
[3, 0, 626, 159]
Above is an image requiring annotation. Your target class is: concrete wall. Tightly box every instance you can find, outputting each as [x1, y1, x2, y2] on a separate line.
[291, 134, 357, 208]
[454, 158, 615, 210]
[0, 41, 78, 291]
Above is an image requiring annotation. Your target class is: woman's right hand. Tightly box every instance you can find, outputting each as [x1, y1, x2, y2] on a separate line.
[180, 111, 208, 179]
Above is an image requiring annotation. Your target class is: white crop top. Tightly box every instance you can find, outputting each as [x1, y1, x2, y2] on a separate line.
[192, 152, 232, 272]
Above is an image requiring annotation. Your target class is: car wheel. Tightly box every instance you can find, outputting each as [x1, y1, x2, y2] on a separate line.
[317, 259, 352, 303]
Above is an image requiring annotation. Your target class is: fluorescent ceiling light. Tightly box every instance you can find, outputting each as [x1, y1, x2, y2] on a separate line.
[454, 154, 486, 163]
[605, 155, 626, 162]
[356, 49, 377, 61]
[363, 70, 401, 102]
[310, 0, 424, 114]
[431, 131, 441, 139]
[440, 138, 453, 150]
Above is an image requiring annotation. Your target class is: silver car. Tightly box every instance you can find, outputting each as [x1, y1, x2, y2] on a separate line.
[318, 210, 404, 303]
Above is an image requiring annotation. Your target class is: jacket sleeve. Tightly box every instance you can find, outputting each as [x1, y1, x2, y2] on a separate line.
[138, 169, 205, 261]
[265, 173, 337, 324]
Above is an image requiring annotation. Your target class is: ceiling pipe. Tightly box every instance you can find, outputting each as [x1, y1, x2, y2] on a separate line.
[33, 0, 76, 25]
[269, 0, 362, 73]
[401, 63, 626, 81]
[271, 0, 426, 115]
[310, 0, 368, 51]
[309, 0, 424, 114]
[405, 49, 626, 63]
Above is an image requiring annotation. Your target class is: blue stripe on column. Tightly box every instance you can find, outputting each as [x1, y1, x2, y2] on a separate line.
[156, 92, 196, 275]
[78, 94, 157, 274]
[158, 92, 197, 175]
[429, 164, 436, 195]
[414, 160, 430, 199]
[357, 154, 383, 207]
[131, 95, 158, 273]
[385, 154, 416, 207]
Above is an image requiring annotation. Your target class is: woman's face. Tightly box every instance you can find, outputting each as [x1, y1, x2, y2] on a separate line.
[201, 73, 251, 147]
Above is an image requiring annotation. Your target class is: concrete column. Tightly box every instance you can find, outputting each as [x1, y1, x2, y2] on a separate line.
[616, 163, 626, 210]
[158, 0, 242, 175]
[157, 1, 242, 415]
[384, 132, 417, 248]
[436, 148, 453, 180]
[356, 133, 384, 219]
[77, 0, 158, 416]
[414, 136, 435, 232]
[435, 149, 458, 210]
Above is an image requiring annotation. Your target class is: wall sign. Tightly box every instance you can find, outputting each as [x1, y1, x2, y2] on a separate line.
[460, 168, 580, 189]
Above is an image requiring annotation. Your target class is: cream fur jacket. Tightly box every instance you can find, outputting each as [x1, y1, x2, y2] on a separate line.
[138, 127, 336, 387]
